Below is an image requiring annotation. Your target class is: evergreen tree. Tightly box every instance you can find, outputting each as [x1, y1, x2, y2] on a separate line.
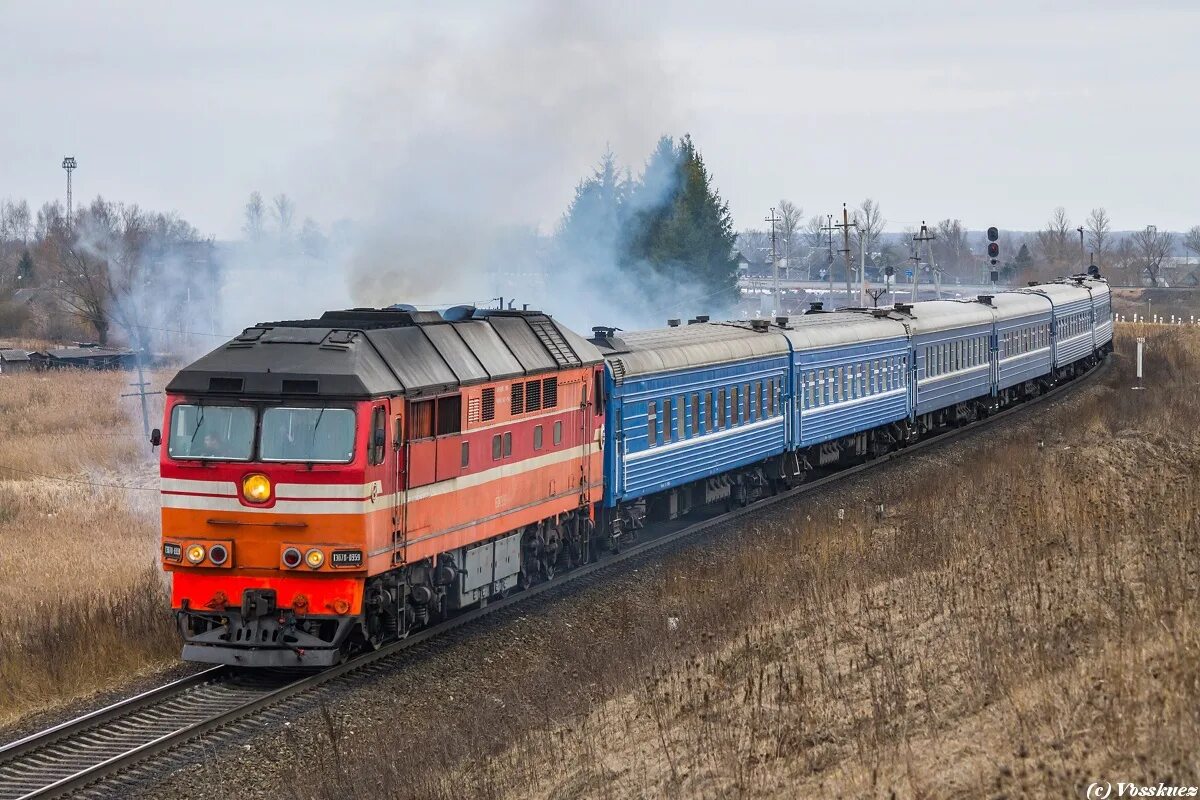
[16, 251, 34, 283]
[624, 135, 681, 274]
[557, 148, 626, 275]
[637, 135, 738, 307]
[1015, 242, 1034, 274]
[556, 134, 739, 315]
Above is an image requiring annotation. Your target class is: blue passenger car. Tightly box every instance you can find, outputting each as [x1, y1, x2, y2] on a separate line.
[1082, 277, 1113, 351]
[907, 300, 994, 416]
[989, 292, 1053, 391]
[1019, 283, 1094, 369]
[785, 312, 910, 448]
[596, 323, 790, 507]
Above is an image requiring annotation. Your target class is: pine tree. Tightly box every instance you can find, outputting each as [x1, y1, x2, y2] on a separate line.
[624, 136, 681, 274]
[558, 149, 626, 275]
[1015, 242, 1034, 275]
[639, 135, 738, 307]
[16, 251, 34, 283]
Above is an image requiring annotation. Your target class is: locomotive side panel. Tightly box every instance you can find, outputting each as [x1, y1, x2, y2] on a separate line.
[396, 365, 603, 565]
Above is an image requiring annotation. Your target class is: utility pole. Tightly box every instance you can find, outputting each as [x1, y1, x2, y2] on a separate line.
[859, 221, 868, 307]
[908, 243, 921, 302]
[765, 206, 781, 315]
[913, 221, 936, 301]
[1077, 226, 1085, 269]
[61, 156, 77, 227]
[835, 203, 858, 308]
[121, 331, 162, 440]
[821, 213, 837, 298]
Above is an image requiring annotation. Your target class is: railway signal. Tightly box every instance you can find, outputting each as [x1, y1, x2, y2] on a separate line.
[987, 226, 1000, 284]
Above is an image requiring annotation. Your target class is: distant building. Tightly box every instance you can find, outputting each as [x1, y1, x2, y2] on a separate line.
[0, 349, 33, 374]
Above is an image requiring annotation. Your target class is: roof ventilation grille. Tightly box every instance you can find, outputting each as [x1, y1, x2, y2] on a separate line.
[527, 317, 581, 368]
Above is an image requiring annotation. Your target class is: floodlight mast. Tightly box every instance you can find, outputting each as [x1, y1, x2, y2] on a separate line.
[61, 156, 77, 227]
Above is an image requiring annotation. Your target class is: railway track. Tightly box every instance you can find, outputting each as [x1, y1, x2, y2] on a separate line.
[0, 358, 1109, 799]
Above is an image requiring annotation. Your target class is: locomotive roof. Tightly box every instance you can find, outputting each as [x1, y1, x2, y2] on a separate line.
[166, 307, 602, 399]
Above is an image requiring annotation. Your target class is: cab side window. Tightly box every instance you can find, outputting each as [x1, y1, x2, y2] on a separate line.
[369, 406, 387, 465]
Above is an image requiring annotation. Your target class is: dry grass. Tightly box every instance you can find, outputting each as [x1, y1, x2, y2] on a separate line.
[0, 369, 177, 726]
[291, 325, 1200, 799]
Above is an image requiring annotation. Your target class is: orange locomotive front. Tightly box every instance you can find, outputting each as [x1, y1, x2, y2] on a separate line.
[160, 307, 604, 667]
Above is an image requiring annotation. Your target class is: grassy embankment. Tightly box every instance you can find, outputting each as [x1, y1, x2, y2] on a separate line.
[296, 325, 1199, 799]
[0, 370, 175, 727]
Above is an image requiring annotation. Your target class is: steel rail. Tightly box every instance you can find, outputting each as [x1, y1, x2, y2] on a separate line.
[0, 357, 1108, 800]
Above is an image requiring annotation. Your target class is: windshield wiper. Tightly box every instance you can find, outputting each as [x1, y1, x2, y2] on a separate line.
[189, 406, 206, 449]
[308, 407, 326, 450]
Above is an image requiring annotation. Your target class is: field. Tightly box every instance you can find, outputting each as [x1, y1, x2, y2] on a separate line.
[265, 325, 1198, 800]
[1111, 287, 1200, 323]
[3, 327, 1197, 799]
[0, 370, 176, 726]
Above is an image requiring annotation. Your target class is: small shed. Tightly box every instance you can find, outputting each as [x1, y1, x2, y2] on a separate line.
[0, 349, 34, 374]
[39, 345, 138, 371]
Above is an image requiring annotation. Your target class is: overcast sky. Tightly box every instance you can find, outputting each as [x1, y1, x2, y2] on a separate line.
[2, 0, 1197, 240]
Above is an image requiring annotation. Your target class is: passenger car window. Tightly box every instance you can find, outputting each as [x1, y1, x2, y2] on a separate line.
[663, 398, 673, 442]
[647, 401, 657, 446]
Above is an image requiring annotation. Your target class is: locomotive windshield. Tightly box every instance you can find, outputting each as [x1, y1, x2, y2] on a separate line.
[260, 407, 356, 463]
[168, 404, 255, 461]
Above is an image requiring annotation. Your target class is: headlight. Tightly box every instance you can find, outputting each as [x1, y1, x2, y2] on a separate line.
[305, 548, 324, 569]
[186, 544, 206, 564]
[208, 544, 229, 566]
[282, 547, 302, 568]
[242, 473, 272, 503]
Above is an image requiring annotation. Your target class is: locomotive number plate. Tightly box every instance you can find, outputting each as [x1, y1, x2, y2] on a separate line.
[331, 549, 363, 568]
[163, 542, 182, 562]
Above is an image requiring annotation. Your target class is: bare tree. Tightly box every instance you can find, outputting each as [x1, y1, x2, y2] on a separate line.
[1131, 226, 1174, 287]
[777, 200, 802, 275]
[44, 196, 206, 346]
[1182, 225, 1200, 261]
[243, 191, 266, 242]
[1, 199, 32, 244]
[1035, 207, 1073, 271]
[934, 219, 968, 278]
[852, 198, 886, 267]
[803, 215, 825, 250]
[1109, 237, 1140, 285]
[1085, 207, 1111, 269]
[273, 193, 295, 236]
